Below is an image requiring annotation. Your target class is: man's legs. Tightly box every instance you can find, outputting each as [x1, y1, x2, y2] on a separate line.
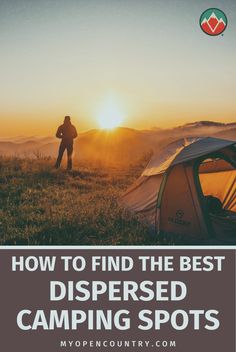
[67, 143, 73, 170]
[55, 142, 66, 168]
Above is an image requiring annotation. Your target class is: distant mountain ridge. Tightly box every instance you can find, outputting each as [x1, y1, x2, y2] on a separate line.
[0, 121, 235, 164]
[179, 121, 236, 128]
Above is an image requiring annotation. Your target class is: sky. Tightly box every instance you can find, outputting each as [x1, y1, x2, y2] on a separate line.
[0, 0, 236, 136]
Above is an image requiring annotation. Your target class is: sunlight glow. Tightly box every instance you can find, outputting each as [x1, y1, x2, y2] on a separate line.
[97, 98, 124, 130]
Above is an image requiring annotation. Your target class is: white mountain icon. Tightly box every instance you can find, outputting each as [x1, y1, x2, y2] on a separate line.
[201, 12, 226, 33]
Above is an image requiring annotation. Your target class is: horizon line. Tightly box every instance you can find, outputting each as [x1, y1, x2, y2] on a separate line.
[0, 120, 235, 139]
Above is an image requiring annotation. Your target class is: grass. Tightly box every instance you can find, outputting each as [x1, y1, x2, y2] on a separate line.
[0, 156, 160, 245]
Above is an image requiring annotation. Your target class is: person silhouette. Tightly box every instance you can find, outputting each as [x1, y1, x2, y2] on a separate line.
[55, 116, 78, 170]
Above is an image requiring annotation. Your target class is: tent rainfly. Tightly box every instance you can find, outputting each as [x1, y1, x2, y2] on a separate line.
[120, 137, 236, 239]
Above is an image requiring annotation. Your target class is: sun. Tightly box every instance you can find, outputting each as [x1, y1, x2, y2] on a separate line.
[98, 113, 123, 130]
[97, 98, 124, 130]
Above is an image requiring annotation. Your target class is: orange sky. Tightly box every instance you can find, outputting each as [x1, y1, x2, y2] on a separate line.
[0, 1, 235, 136]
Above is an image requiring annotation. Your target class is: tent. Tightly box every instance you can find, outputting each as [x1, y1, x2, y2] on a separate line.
[120, 137, 236, 239]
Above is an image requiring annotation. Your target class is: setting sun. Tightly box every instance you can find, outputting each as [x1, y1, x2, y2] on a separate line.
[98, 114, 123, 130]
[97, 97, 124, 130]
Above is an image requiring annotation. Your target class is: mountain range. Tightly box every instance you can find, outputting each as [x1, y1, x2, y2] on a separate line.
[0, 121, 235, 164]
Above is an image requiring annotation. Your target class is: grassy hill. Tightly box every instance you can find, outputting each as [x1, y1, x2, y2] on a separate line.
[0, 156, 159, 245]
[0, 121, 235, 245]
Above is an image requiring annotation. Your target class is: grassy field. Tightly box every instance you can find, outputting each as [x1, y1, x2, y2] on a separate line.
[0, 156, 162, 245]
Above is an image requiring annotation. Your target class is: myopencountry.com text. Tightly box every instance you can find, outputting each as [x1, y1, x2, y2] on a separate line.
[60, 340, 176, 349]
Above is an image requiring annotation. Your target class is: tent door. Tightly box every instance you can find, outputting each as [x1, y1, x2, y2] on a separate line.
[197, 156, 236, 238]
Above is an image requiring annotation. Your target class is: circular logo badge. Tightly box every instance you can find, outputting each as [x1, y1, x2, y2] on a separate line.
[200, 8, 227, 36]
[176, 209, 184, 219]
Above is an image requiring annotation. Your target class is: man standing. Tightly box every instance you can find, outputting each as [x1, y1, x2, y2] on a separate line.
[55, 116, 78, 170]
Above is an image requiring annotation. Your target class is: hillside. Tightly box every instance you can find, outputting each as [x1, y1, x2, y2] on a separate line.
[0, 157, 155, 245]
[0, 121, 235, 164]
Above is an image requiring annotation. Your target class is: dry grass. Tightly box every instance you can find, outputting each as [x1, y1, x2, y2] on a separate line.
[0, 156, 159, 245]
